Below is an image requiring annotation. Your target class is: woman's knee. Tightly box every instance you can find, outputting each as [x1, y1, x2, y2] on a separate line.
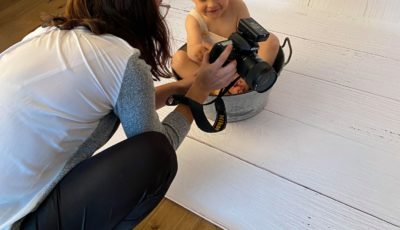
[136, 132, 178, 182]
[101, 131, 177, 190]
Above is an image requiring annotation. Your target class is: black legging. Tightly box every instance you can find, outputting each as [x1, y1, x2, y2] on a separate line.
[21, 131, 177, 230]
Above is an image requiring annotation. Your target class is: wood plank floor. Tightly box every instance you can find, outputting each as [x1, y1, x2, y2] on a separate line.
[156, 0, 400, 229]
[0, 0, 221, 229]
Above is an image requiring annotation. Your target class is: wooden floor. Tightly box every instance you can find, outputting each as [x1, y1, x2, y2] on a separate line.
[3, 0, 400, 229]
[0, 0, 221, 229]
[157, 0, 400, 229]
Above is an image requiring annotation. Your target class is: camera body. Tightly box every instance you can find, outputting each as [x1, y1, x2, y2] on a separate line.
[209, 17, 277, 93]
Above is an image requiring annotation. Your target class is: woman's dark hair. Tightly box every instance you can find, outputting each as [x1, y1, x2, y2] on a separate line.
[42, 0, 171, 80]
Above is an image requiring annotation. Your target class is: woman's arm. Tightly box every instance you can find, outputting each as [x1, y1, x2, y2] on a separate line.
[155, 77, 194, 109]
[114, 47, 236, 150]
[114, 54, 190, 150]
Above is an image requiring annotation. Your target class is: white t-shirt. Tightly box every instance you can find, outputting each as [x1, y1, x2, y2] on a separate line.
[0, 27, 189, 229]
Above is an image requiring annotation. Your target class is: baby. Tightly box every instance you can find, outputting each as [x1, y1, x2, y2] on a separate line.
[172, 0, 280, 95]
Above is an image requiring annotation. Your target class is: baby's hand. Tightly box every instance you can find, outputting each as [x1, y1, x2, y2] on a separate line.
[193, 52, 203, 63]
[194, 42, 213, 63]
[202, 41, 213, 51]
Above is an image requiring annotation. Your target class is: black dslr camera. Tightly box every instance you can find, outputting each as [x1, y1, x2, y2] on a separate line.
[209, 17, 277, 93]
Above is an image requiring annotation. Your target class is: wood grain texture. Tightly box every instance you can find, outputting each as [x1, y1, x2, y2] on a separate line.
[245, 0, 400, 61]
[157, 102, 400, 226]
[166, 137, 399, 229]
[158, 0, 400, 228]
[0, 0, 65, 52]
[157, 87, 400, 226]
[295, 0, 400, 22]
[265, 72, 400, 153]
[135, 199, 222, 230]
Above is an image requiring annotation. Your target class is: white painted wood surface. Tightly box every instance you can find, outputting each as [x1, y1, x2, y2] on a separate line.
[102, 0, 400, 229]
[169, 138, 399, 230]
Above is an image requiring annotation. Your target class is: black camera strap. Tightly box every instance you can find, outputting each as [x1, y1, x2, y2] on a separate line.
[166, 94, 226, 132]
[166, 77, 240, 133]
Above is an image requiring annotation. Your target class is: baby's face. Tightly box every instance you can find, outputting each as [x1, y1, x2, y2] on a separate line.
[193, 0, 229, 19]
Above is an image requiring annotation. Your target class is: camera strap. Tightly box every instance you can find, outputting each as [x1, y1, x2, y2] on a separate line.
[166, 94, 226, 132]
[166, 77, 240, 133]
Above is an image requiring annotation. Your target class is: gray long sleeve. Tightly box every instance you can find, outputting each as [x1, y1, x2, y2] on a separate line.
[114, 53, 190, 150]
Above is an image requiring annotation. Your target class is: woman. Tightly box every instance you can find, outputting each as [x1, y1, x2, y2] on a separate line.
[0, 0, 237, 229]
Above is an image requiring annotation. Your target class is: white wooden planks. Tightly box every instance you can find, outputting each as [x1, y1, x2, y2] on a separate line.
[161, 0, 400, 229]
[157, 86, 400, 225]
[245, 0, 400, 61]
[274, 33, 400, 101]
[180, 107, 400, 226]
[166, 138, 399, 230]
[266, 71, 400, 153]
[293, 0, 400, 23]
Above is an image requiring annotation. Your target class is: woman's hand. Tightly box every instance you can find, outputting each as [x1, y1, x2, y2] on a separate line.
[175, 45, 237, 123]
[193, 45, 237, 93]
[181, 44, 237, 105]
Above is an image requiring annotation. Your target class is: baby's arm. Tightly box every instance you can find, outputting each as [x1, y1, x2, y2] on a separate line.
[235, 0, 251, 20]
[185, 15, 208, 63]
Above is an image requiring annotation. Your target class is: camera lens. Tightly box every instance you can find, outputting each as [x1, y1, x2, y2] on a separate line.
[249, 62, 277, 93]
[239, 56, 277, 93]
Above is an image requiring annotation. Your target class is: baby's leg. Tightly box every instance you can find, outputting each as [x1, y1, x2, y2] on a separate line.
[258, 33, 280, 66]
[171, 50, 200, 79]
